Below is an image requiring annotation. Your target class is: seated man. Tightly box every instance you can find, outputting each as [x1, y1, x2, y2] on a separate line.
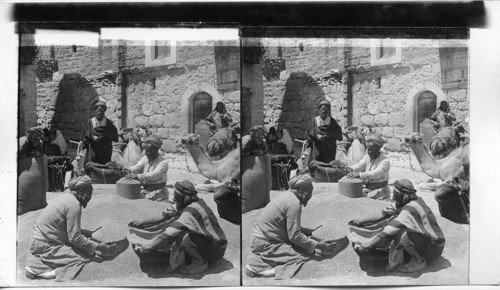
[245, 174, 348, 279]
[128, 180, 227, 274]
[125, 135, 169, 202]
[19, 127, 45, 158]
[347, 134, 391, 200]
[349, 179, 445, 273]
[242, 126, 268, 157]
[25, 175, 117, 281]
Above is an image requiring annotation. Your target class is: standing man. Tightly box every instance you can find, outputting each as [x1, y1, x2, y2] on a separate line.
[125, 135, 169, 202]
[306, 100, 343, 165]
[347, 134, 391, 200]
[81, 101, 119, 165]
[245, 174, 348, 279]
[25, 175, 117, 281]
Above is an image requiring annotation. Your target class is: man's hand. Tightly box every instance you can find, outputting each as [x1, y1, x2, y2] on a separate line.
[94, 136, 106, 143]
[317, 240, 338, 253]
[317, 134, 325, 141]
[301, 227, 314, 236]
[254, 149, 265, 156]
[96, 242, 118, 257]
[348, 219, 365, 227]
[347, 171, 360, 179]
[128, 220, 145, 228]
[125, 173, 139, 180]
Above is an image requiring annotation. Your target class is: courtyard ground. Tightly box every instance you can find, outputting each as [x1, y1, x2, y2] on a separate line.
[16, 154, 240, 287]
[242, 161, 469, 286]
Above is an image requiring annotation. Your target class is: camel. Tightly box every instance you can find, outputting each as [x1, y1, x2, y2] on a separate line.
[404, 133, 469, 182]
[180, 134, 240, 183]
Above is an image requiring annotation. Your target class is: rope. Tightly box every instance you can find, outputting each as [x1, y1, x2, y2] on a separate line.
[183, 149, 194, 181]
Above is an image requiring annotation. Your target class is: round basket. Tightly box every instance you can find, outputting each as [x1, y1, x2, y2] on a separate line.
[116, 177, 142, 199]
[338, 176, 363, 198]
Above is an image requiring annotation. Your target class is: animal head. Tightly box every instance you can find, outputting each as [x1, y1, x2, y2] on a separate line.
[403, 133, 423, 145]
[179, 134, 200, 148]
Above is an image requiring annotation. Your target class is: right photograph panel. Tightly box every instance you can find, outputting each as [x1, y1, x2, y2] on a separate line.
[241, 31, 469, 286]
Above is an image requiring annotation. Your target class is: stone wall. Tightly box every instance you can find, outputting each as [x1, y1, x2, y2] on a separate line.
[261, 43, 346, 141]
[350, 46, 443, 151]
[439, 47, 469, 124]
[37, 72, 120, 141]
[258, 39, 469, 152]
[20, 65, 38, 136]
[35, 39, 240, 153]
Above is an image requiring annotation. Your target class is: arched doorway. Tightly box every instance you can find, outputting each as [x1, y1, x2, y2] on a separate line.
[191, 92, 213, 133]
[416, 91, 437, 131]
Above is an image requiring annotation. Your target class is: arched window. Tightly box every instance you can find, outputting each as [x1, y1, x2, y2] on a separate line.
[191, 92, 213, 133]
[416, 91, 437, 131]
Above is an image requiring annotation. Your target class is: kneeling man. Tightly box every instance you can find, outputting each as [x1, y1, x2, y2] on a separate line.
[245, 174, 348, 279]
[349, 179, 445, 273]
[125, 135, 169, 201]
[347, 134, 391, 200]
[25, 175, 117, 281]
[128, 180, 227, 274]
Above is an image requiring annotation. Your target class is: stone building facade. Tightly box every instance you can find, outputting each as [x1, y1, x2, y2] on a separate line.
[256, 38, 468, 151]
[33, 38, 240, 153]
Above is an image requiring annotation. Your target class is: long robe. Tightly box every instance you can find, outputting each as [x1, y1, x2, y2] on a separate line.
[26, 193, 99, 281]
[128, 199, 227, 273]
[81, 117, 118, 165]
[306, 116, 343, 165]
[349, 198, 445, 270]
[247, 191, 319, 279]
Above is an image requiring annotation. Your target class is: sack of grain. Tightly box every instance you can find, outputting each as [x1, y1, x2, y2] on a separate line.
[338, 176, 364, 198]
[241, 154, 271, 214]
[18, 156, 48, 215]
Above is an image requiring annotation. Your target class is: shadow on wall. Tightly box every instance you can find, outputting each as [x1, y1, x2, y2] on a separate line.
[276, 72, 326, 142]
[49, 73, 100, 142]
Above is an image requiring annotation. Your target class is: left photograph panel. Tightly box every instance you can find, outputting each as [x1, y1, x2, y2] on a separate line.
[17, 25, 241, 287]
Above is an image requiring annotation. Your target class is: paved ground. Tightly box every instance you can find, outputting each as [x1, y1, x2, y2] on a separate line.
[16, 167, 240, 287]
[242, 166, 469, 286]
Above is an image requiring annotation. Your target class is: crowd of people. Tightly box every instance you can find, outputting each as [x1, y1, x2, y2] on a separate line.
[242, 99, 463, 279]
[19, 96, 464, 281]
[20, 100, 233, 281]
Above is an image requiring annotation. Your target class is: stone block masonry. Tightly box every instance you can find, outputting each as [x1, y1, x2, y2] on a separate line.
[33, 39, 240, 154]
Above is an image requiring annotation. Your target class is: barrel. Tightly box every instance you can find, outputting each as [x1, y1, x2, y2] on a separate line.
[116, 177, 142, 199]
[338, 176, 363, 198]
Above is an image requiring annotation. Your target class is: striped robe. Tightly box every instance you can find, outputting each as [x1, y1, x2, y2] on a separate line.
[128, 199, 227, 272]
[349, 198, 445, 270]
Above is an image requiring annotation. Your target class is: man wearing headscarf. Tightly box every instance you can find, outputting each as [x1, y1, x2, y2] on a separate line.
[206, 101, 233, 133]
[430, 100, 456, 131]
[245, 174, 349, 279]
[348, 179, 445, 273]
[128, 180, 227, 274]
[242, 125, 269, 157]
[306, 100, 343, 165]
[125, 135, 169, 202]
[347, 133, 391, 200]
[19, 127, 45, 158]
[81, 101, 119, 165]
[25, 175, 118, 281]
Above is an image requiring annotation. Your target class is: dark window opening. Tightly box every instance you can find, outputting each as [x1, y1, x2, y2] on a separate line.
[191, 92, 213, 132]
[417, 91, 437, 131]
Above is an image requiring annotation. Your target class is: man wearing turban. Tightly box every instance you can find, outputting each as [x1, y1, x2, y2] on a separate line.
[206, 101, 233, 133]
[306, 100, 343, 165]
[125, 135, 169, 201]
[348, 179, 445, 273]
[242, 125, 269, 157]
[245, 174, 348, 279]
[81, 101, 119, 165]
[347, 133, 391, 200]
[25, 175, 118, 281]
[128, 180, 227, 274]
